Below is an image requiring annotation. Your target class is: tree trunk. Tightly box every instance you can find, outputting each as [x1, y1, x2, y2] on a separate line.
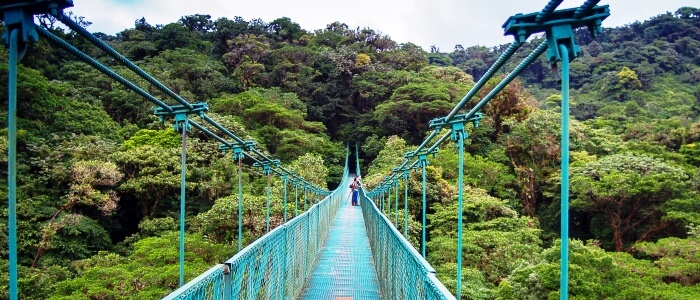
[611, 222, 624, 252]
[31, 203, 71, 268]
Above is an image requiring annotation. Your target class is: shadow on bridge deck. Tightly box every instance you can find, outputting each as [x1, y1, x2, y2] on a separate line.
[299, 193, 381, 299]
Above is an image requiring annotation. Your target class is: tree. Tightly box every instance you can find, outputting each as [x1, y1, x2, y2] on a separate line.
[373, 66, 473, 144]
[633, 228, 700, 285]
[571, 153, 694, 251]
[477, 77, 536, 141]
[497, 240, 622, 299]
[602, 66, 643, 101]
[110, 145, 181, 218]
[265, 45, 318, 95]
[144, 48, 229, 101]
[223, 34, 270, 89]
[32, 160, 122, 267]
[287, 153, 329, 188]
[266, 17, 306, 44]
[364, 135, 408, 188]
[505, 110, 586, 216]
[428, 188, 542, 294]
[178, 14, 213, 34]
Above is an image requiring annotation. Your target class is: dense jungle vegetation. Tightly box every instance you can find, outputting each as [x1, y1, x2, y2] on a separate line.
[0, 6, 699, 299]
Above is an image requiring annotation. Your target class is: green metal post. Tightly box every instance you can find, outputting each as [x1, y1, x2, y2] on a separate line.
[294, 182, 299, 216]
[224, 263, 232, 300]
[282, 225, 288, 299]
[394, 179, 399, 225]
[559, 43, 570, 300]
[387, 186, 391, 216]
[305, 207, 310, 276]
[403, 170, 409, 237]
[283, 176, 288, 223]
[7, 28, 19, 300]
[178, 119, 187, 287]
[452, 123, 466, 299]
[236, 152, 243, 252]
[420, 155, 428, 257]
[265, 166, 271, 232]
[303, 186, 307, 210]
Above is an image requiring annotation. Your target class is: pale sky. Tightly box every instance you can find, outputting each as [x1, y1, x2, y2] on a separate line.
[66, 0, 697, 51]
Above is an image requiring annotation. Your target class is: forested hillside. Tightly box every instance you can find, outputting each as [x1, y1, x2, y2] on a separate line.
[0, 6, 699, 299]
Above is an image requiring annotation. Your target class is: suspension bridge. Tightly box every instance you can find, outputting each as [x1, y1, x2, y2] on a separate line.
[2, 0, 609, 299]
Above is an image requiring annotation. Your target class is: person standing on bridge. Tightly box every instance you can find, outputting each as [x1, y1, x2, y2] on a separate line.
[350, 176, 362, 206]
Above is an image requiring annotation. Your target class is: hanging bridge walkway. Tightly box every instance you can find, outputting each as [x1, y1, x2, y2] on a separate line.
[1, 0, 610, 299]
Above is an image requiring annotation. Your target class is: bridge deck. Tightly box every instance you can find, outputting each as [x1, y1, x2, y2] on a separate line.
[299, 193, 381, 300]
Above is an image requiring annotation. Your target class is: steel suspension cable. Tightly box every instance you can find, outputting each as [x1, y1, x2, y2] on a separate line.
[457, 41, 548, 122]
[536, 0, 564, 23]
[443, 41, 521, 123]
[54, 13, 193, 109]
[35, 26, 172, 111]
[573, 0, 601, 18]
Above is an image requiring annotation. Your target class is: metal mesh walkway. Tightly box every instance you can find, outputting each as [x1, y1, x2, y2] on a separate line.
[299, 191, 381, 300]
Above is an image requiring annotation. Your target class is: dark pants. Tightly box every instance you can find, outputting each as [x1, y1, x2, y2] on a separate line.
[351, 189, 359, 205]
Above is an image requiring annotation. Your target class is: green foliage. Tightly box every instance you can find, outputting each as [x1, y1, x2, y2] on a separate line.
[601, 66, 643, 101]
[192, 195, 240, 243]
[143, 48, 229, 100]
[0, 259, 72, 300]
[365, 136, 408, 188]
[428, 187, 542, 295]
[373, 66, 473, 144]
[52, 98, 121, 140]
[50, 232, 231, 299]
[210, 88, 334, 159]
[497, 240, 621, 299]
[633, 234, 700, 285]
[571, 152, 696, 251]
[432, 148, 518, 201]
[122, 129, 180, 150]
[680, 142, 700, 166]
[287, 153, 330, 188]
[498, 238, 700, 300]
[110, 145, 181, 217]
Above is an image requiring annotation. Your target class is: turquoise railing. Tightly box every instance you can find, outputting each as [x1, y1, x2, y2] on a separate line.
[163, 153, 352, 299]
[360, 187, 455, 299]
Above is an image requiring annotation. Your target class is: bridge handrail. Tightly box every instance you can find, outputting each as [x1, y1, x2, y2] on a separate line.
[162, 155, 352, 299]
[162, 264, 226, 300]
[359, 188, 456, 300]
